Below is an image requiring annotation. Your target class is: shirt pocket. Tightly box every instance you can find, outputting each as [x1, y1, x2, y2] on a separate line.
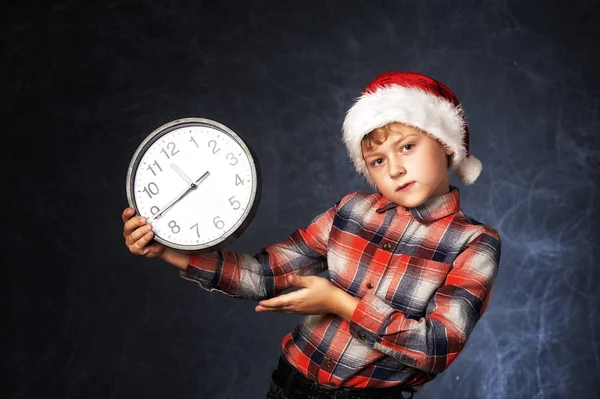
[384, 255, 452, 316]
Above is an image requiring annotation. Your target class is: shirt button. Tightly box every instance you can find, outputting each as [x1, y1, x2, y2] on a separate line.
[382, 242, 393, 251]
[359, 333, 367, 341]
[366, 282, 374, 289]
[325, 357, 334, 366]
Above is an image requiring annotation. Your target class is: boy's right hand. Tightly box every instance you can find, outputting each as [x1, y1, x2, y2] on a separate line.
[122, 207, 166, 258]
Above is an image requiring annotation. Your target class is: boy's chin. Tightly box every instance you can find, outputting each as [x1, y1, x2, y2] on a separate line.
[385, 186, 447, 209]
[382, 193, 427, 209]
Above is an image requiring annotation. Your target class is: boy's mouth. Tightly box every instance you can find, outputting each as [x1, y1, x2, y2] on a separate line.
[396, 181, 415, 191]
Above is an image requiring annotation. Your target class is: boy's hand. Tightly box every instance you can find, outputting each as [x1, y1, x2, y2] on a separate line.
[255, 274, 360, 321]
[122, 207, 166, 258]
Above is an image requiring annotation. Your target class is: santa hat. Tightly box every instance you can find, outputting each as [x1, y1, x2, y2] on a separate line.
[342, 71, 482, 185]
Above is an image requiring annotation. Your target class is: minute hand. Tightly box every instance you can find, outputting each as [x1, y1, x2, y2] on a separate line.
[147, 171, 210, 223]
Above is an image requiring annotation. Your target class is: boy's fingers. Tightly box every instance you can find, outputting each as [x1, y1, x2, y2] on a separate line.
[121, 207, 135, 223]
[259, 292, 297, 308]
[255, 306, 296, 314]
[123, 216, 148, 237]
[134, 231, 154, 254]
[126, 224, 152, 246]
[135, 231, 153, 248]
[122, 207, 161, 257]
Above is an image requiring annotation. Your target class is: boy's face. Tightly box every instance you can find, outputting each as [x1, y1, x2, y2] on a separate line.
[362, 123, 453, 209]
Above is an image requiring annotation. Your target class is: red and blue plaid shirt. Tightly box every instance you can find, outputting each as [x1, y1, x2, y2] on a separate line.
[180, 186, 501, 389]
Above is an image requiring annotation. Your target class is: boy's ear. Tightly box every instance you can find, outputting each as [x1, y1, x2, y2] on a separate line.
[444, 147, 454, 155]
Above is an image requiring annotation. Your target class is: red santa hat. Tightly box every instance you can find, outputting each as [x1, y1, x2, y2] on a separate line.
[342, 71, 482, 185]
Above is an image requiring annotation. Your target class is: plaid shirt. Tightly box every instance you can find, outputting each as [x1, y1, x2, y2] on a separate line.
[180, 186, 501, 389]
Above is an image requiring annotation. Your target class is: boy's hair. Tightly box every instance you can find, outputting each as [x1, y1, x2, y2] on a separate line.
[361, 123, 452, 168]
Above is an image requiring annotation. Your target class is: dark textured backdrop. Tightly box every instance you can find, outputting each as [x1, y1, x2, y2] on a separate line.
[3, 1, 600, 398]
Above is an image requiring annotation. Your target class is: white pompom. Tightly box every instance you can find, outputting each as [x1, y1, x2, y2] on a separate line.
[455, 156, 482, 185]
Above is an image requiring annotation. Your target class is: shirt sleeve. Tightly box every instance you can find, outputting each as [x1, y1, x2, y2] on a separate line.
[348, 227, 502, 374]
[179, 203, 337, 301]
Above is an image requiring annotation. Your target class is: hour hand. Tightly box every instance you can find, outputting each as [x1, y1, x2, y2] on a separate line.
[170, 163, 194, 186]
[193, 171, 210, 187]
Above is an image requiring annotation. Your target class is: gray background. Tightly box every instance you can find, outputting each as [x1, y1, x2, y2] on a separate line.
[3, 1, 600, 398]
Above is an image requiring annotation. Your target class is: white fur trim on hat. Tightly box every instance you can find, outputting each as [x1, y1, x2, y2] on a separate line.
[454, 154, 482, 185]
[343, 85, 472, 184]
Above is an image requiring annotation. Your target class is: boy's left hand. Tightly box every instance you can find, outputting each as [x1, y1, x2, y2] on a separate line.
[255, 274, 341, 316]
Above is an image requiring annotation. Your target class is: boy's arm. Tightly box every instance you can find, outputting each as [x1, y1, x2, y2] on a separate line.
[176, 203, 338, 300]
[347, 228, 501, 374]
[160, 248, 190, 270]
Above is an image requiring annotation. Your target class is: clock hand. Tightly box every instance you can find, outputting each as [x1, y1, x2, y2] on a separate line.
[170, 163, 194, 186]
[147, 186, 193, 224]
[189, 170, 210, 189]
[147, 171, 210, 224]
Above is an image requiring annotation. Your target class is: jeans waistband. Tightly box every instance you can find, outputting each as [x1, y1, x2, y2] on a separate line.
[273, 356, 415, 399]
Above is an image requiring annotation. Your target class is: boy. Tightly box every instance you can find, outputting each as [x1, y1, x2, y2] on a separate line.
[122, 72, 501, 399]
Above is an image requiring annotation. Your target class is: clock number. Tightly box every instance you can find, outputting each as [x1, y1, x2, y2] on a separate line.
[226, 153, 238, 166]
[146, 160, 163, 176]
[150, 206, 160, 215]
[168, 220, 180, 234]
[160, 142, 180, 159]
[235, 174, 244, 186]
[190, 223, 200, 238]
[229, 196, 241, 210]
[142, 182, 159, 198]
[213, 216, 225, 230]
[208, 140, 221, 154]
[189, 136, 199, 148]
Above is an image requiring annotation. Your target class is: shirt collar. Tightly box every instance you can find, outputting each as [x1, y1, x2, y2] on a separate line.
[376, 185, 461, 223]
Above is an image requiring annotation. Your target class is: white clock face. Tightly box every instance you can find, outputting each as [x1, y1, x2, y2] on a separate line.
[128, 121, 258, 250]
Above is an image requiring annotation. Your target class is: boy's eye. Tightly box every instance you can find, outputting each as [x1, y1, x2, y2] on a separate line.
[403, 144, 414, 151]
[371, 158, 384, 166]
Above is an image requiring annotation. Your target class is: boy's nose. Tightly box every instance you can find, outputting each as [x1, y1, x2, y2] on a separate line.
[388, 160, 405, 179]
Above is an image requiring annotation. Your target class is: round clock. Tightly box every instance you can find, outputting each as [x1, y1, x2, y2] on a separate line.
[126, 117, 261, 252]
